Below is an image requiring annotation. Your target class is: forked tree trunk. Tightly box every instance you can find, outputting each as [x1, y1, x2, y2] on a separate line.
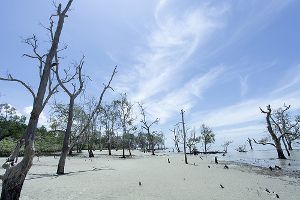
[262, 106, 286, 159]
[281, 137, 290, 157]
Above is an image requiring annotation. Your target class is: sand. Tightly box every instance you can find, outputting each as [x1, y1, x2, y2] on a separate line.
[0, 150, 299, 200]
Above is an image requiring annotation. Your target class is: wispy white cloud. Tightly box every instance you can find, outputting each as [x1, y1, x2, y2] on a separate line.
[116, 0, 229, 104]
[112, 0, 230, 127]
[146, 66, 225, 123]
[191, 91, 300, 129]
[272, 64, 300, 94]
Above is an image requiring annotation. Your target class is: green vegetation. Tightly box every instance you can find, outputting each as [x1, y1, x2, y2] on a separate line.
[0, 103, 63, 156]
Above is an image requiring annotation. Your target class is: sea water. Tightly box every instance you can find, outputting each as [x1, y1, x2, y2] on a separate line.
[222, 149, 300, 170]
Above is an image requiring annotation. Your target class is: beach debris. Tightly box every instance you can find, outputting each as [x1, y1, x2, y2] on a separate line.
[208, 165, 211, 168]
[265, 188, 270, 193]
[215, 156, 218, 164]
[220, 184, 224, 189]
[274, 165, 281, 170]
[276, 194, 279, 198]
[168, 158, 170, 163]
[224, 164, 229, 169]
[199, 156, 203, 160]
[288, 163, 291, 166]
[269, 166, 273, 171]
[139, 181, 142, 186]
[194, 163, 196, 166]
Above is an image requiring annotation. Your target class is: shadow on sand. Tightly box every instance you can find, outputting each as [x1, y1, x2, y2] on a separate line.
[26, 167, 114, 181]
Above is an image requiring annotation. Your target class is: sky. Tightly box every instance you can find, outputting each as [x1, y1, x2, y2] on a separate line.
[1, 0, 300, 150]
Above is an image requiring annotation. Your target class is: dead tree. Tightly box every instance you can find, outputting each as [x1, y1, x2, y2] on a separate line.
[139, 103, 159, 155]
[55, 56, 85, 174]
[186, 128, 200, 154]
[180, 109, 188, 164]
[57, 66, 117, 174]
[273, 106, 300, 151]
[0, 1, 73, 199]
[255, 105, 287, 159]
[222, 140, 233, 153]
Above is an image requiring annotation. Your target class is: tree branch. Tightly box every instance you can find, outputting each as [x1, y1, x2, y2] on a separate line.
[0, 74, 36, 99]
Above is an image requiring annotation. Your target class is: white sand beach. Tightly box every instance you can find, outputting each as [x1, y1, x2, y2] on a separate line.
[0, 151, 299, 200]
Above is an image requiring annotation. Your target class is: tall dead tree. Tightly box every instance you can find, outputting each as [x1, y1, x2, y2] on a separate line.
[180, 109, 188, 164]
[55, 56, 85, 174]
[254, 105, 287, 159]
[57, 66, 117, 174]
[139, 103, 159, 155]
[0, 1, 73, 199]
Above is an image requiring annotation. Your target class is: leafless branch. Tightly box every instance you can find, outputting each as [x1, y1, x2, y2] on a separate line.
[0, 74, 36, 99]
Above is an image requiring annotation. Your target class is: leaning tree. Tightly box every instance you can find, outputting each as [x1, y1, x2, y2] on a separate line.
[253, 105, 287, 159]
[0, 1, 73, 199]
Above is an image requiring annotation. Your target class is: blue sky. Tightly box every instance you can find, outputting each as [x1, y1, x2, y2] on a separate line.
[1, 0, 300, 149]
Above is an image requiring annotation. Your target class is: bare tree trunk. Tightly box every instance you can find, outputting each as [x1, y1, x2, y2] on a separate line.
[128, 141, 132, 156]
[88, 149, 94, 158]
[260, 106, 287, 159]
[204, 143, 207, 154]
[1, 117, 37, 200]
[57, 97, 74, 175]
[247, 138, 253, 150]
[108, 132, 112, 156]
[1, 1, 73, 198]
[181, 109, 188, 164]
[68, 147, 73, 155]
[151, 139, 155, 156]
[275, 140, 286, 159]
[281, 137, 290, 157]
[285, 135, 293, 150]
